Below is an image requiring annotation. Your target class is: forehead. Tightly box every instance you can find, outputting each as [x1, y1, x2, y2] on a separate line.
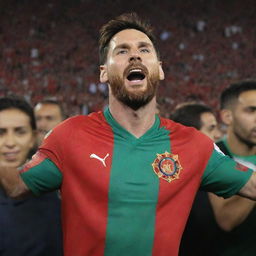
[0, 109, 30, 127]
[201, 112, 217, 125]
[109, 29, 153, 49]
[238, 90, 256, 106]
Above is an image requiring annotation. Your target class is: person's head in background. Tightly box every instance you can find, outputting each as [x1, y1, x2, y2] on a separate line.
[34, 99, 65, 146]
[220, 79, 256, 154]
[171, 102, 222, 141]
[0, 97, 36, 168]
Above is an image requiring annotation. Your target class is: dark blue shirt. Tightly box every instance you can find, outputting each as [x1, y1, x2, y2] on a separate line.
[0, 188, 63, 256]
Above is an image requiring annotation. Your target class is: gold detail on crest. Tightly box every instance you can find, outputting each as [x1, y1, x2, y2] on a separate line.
[152, 151, 182, 182]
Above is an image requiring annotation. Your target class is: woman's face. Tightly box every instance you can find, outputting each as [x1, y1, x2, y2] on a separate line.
[0, 108, 35, 168]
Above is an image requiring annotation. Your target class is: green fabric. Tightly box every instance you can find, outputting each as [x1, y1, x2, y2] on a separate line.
[20, 158, 62, 196]
[201, 148, 253, 198]
[222, 137, 256, 168]
[103, 108, 170, 256]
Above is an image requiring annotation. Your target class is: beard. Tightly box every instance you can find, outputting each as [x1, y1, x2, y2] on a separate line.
[109, 63, 160, 111]
[234, 125, 256, 149]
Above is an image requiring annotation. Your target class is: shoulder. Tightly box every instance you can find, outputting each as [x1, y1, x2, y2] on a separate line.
[161, 117, 211, 139]
[42, 111, 107, 144]
[160, 116, 214, 152]
[54, 111, 106, 131]
[160, 116, 194, 133]
[64, 111, 105, 125]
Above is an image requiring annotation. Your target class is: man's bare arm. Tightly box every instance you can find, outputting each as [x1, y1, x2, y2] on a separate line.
[208, 193, 255, 231]
[0, 166, 30, 199]
[239, 172, 256, 200]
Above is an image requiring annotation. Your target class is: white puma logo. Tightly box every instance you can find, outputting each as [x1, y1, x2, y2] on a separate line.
[90, 153, 109, 167]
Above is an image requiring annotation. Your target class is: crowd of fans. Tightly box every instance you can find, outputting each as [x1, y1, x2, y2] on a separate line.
[0, 0, 255, 117]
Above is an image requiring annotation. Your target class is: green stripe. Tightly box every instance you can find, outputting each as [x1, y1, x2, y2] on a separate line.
[20, 158, 62, 196]
[202, 148, 253, 198]
[104, 108, 170, 256]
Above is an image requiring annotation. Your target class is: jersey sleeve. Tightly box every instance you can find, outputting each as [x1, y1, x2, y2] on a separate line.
[20, 152, 62, 196]
[201, 144, 253, 198]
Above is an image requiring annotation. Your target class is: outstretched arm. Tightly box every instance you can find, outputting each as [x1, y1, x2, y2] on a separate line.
[0, 166, 30, 199]
[207, 172, 256, 231]
[208, 192, 255, 231]
[1, 152, 63, 199]
[238, 172, 256, 200]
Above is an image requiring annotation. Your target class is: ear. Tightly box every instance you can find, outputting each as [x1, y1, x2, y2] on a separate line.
[158, 61, 165, 80]
[220, 109, 233, 125]
[100, 65, 108, 83]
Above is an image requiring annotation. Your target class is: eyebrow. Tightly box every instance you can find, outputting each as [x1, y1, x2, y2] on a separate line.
[0, 126, 28, 131]
[246, 106, 256, 111]
[15, 126, 28, 130]
[114, 41, 153, 51]
[114, 43, 129, 50]
[137, 41, 153, 48]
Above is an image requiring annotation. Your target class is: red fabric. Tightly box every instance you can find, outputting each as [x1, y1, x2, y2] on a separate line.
[33, 112, 214, 256]
[39, 112, 114, 256]
[20, 151, 47, 173]
[152, 119, 214, 256]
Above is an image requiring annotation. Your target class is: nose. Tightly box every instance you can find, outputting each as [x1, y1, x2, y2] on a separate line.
[4, 132, 16, 148]
[129, 54, 142, 63]
[37, 118, 47, 130]
[214, 129, 223, 142]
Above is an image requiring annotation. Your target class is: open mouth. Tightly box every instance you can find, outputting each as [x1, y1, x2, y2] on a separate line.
[127, 69, 146, 81]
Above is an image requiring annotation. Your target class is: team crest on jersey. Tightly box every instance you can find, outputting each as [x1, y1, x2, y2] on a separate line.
[235, 162, 249, 172]
[152, 151, 182, 182]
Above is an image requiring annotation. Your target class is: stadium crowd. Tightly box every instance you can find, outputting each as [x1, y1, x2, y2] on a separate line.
[0, 0, 256, 117]
[1, 2, 256, 255]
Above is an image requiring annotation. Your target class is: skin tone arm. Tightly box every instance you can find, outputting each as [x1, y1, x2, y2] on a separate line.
[208, 171, 256, 231]
[208, 193, 255, 231]
[0, 166, 30, 199]
[239, 171, 256, 199]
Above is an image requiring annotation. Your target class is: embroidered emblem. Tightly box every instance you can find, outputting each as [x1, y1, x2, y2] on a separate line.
[90, 153, 109, 167]
[234, 157, 255, 172]
[152, 151, 182, 182]
[235, 162, 249, 172]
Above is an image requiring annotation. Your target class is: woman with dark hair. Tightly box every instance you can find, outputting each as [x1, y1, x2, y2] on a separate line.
[0, 97, 63, 256]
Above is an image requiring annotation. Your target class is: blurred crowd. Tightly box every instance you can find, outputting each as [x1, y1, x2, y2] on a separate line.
[0, 0, 256, 117]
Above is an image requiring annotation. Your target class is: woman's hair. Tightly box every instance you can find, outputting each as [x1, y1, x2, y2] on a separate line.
[0, 96, 36, 130]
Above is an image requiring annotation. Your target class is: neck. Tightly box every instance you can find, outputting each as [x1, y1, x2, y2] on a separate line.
[226, 129, 256, 156]
[108, 95, 157, 138]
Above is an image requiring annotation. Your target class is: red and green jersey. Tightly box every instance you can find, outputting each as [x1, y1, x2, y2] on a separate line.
[20, 108, 253, 256]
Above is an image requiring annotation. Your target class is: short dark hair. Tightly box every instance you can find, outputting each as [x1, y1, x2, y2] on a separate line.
[35, 99, 66, 119]
[171, 103, 213, 130]
[0, 96, 36, 130]
[99, 12, 159, 65]
[220, 79, 256, 109]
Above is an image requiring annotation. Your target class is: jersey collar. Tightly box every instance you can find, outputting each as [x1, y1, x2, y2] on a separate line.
[103, 107, 160, 141]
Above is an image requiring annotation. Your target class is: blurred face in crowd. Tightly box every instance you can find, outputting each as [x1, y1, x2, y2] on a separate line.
[0, 108, 35, 168]
[228, 90, 256, 147]
[100, 29, 164, 110]
[200, 112, 222, 141]
[34, 103, 63, 145]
